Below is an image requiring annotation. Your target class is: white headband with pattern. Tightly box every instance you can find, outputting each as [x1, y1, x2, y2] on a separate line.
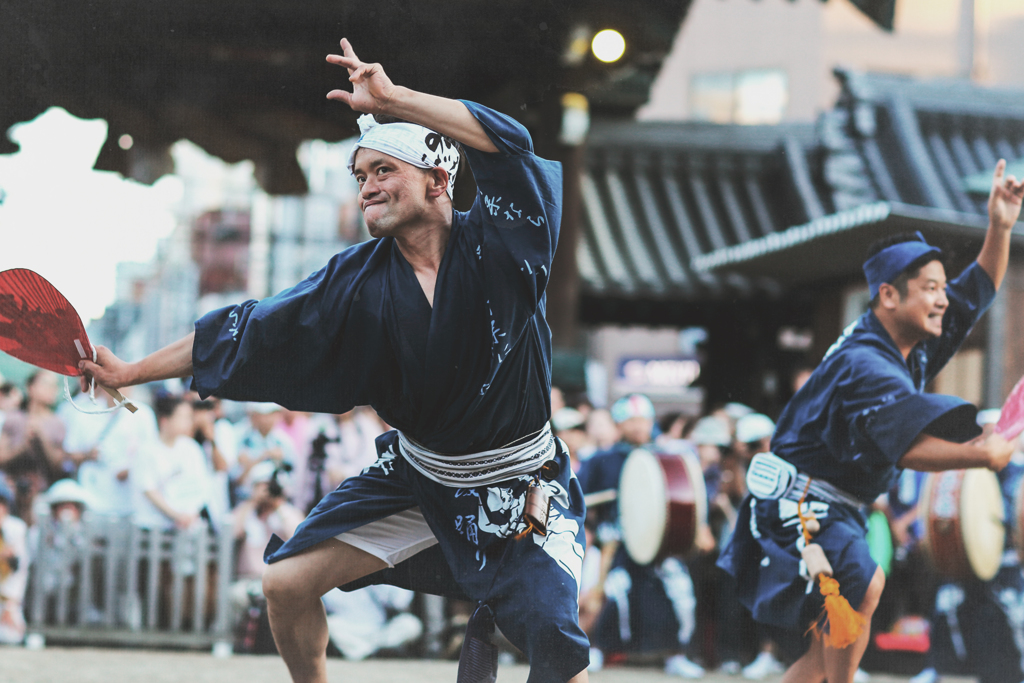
[347, 114, 460, 199]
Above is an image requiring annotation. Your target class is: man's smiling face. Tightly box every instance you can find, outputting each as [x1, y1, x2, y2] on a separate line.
[892, 259, 949, 340]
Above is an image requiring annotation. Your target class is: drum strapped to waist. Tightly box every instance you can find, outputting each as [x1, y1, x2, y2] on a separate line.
[919, 468, 1005, 581]
[585, 447, 707, 566]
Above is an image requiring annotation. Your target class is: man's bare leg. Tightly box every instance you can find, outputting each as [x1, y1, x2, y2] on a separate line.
[781, 635, 825, 683]
[822, 566, 885, 683]
[568, 670, 589, 682]
[262, 538, 387, 683]
[781, 566, 886, 683]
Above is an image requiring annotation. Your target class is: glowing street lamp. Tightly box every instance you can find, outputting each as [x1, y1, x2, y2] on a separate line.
[591, 29, 625, 63]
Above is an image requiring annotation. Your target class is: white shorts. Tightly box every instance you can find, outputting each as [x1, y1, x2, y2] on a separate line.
[335, 507, 439, 568]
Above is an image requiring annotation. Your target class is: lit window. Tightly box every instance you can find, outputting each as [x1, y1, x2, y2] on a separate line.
[735, 70, 788, 125]
[690, 69, 788, 125]
[690, 73, 735, 124]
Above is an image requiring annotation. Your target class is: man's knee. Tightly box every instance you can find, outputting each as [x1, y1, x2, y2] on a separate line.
[262, 539, 387, 605]
[263, 561, 309, 604]
[858, 566, 886, 616]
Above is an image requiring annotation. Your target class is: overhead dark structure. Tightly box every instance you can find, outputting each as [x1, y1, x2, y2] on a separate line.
[1, 0, 692, 194]
[695, 68, 1024, 286]
[844, 0, 897, 32]
[690, 201, 1022, 286]
[577, 119, 826, 300]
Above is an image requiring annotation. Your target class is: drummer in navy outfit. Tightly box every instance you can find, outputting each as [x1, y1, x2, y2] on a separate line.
[718, 161, 1024, 683]
[79, 38, 589, 683]
[920, 413, 1024, 683]
[578, 394, 707, 678]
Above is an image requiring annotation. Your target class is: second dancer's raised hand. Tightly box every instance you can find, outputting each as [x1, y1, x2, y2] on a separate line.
[989, 159, 1024, 232]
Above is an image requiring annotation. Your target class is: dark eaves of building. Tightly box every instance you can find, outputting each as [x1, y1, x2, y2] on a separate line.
[580, 67, 1024, 317]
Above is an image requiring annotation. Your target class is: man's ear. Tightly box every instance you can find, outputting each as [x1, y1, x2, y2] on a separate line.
[877, 282, 901, 310]
[425, 167, 450, 199]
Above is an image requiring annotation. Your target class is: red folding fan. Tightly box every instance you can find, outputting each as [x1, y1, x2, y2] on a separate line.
[0, 268, 136, 413]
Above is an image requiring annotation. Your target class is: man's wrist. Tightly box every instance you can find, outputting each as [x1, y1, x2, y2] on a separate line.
[972, 442, 996, 469]
[990, 218, 1014, 233]
[125, 361, 143, 387]
[380, 86, 414, 119]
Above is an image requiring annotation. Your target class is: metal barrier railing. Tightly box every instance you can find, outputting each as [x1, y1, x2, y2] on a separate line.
[27, 515, 234, 652]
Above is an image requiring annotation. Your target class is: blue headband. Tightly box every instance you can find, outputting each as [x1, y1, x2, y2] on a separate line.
[863, 232, 942, 300]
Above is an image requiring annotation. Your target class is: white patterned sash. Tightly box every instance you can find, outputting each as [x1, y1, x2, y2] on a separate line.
[397, 423, 556, 487]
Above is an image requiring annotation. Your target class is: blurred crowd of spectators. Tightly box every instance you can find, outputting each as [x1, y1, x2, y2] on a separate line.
[0, 369, 418, 658]
[1, 368, 1007, 679]
[556, 376, 1024, 681]
[556, 384, 789, 678]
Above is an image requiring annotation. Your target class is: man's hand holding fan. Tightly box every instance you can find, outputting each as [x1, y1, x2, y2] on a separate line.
[0, 269, 136, 413]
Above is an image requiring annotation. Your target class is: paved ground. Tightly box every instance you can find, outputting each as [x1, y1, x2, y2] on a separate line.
[0, 647, 978, 683]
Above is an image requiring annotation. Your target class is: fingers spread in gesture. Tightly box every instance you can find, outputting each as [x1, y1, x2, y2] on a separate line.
[325, 38, 396, 115]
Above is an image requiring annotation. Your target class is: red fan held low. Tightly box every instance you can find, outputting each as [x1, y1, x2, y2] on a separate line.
[0, 268, 135, 413]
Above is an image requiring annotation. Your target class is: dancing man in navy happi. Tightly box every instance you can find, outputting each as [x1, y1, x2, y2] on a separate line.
[80, 38, 589, 683]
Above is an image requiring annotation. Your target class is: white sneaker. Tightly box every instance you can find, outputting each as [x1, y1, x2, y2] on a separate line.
[854, 669, 870, 683]
[665, 654, 706, 678]
[378, 613, 423, 650]
[588, 648, 604, 672]
[910, 668, 938, 683]
[720, 660, 742, 676]
[742, 651, 785, 680]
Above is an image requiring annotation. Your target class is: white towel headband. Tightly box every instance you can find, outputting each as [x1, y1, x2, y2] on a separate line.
[347, 114, 460, 199]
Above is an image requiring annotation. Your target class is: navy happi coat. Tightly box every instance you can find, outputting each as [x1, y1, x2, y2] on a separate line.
[189, 103, 591, 683]
[192, 101, 560, 456]
[719, 261, 995, 631]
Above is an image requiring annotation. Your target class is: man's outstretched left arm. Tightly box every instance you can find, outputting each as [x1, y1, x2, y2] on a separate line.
[977, 159, 1024, 290]
[326, 38, 499, 154]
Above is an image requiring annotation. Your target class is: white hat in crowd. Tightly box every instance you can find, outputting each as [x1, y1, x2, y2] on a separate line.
[690, 416, 732, 447]
[249, 461, 279, 485]
[247, 402, 283, 415]
[723, 402, 754, 420]
[249, 461, 291, 494]
[736, 413, 776, 444]
[551, 407, 586, 432]
[46, 479, 91, 508]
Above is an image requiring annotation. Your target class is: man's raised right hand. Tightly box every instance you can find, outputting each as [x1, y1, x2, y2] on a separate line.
[326, 38, 398, 116]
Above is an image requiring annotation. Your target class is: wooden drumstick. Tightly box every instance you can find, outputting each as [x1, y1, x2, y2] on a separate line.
[579, 539, 619, 633]
[100, 385, 138, 414]
[584, 489, 618, 507]
[802, 542, 833, 578]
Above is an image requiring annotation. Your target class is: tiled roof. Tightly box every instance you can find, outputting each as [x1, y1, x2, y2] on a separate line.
[691, 201, 996, 285]
[604, 69, 1024, 291]
[822, 68, 1024, 217]
[578, 119, 828, 298]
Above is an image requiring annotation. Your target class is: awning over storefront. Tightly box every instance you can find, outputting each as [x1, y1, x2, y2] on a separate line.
[578, 120, 828, 299]
[586, 68, 1024, 297]
[690, 202, 1024, 286]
